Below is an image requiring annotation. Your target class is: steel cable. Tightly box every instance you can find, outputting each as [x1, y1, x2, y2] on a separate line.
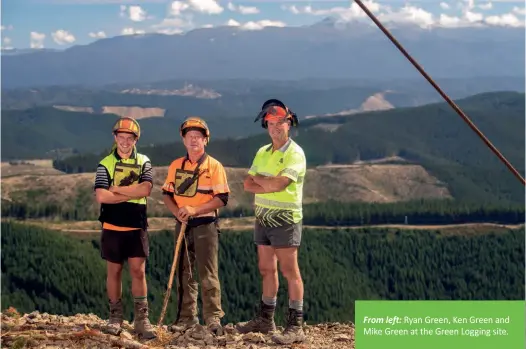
[353, 0, 525, 186]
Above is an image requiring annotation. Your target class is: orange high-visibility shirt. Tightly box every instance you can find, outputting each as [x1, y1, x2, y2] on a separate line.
[162, 153, 230, 211]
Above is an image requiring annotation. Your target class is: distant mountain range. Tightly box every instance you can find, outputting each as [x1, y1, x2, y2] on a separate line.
[2, 18, 524, 88]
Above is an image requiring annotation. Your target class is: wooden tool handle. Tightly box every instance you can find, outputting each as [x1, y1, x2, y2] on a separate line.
[157, 222, 187, 327]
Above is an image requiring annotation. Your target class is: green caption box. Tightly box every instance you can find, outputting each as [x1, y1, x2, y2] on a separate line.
[355, 300, 525, 349]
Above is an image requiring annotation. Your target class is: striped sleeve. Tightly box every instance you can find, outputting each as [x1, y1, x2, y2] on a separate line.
[139, 161, 153, 184]
[279, 150, 306, 183]
[211, 162, 230, 195]
[94, 165, 110, 190]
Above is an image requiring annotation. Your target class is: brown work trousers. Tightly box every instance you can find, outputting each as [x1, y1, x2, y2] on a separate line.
[175, 221, 224, 322]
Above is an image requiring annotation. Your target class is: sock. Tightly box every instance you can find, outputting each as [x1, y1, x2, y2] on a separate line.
[262, 295, 277, 307]
[134, 296, 147, 303]
[289, 299, 303, 312]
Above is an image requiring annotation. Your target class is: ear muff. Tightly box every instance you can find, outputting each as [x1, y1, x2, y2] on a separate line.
[254, 99, 299, 129]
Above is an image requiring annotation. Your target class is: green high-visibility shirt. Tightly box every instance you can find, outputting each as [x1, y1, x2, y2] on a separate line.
[248, 138, 306, 227]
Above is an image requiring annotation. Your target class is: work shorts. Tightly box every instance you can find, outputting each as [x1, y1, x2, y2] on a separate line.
[100, 228, 149, 264]
[254, 220, 302, 248]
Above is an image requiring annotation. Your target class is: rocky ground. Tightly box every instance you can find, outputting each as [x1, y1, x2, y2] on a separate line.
[1, 308, 355, 349]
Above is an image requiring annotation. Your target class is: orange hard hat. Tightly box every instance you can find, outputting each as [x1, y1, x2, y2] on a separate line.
[180, 116, 210, 143]
[112, 117, 140, 138]
[254, 99, 299, 129]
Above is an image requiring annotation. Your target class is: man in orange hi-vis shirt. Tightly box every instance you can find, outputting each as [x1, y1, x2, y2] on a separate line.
[162, 116, 230, 336]
[94, 117, 156, 340]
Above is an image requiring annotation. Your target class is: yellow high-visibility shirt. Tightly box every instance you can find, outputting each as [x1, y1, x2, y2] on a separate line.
[248, 138, 306, 226]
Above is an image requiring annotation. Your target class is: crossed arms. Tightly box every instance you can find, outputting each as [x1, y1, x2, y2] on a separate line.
[95, 182, 153, 204]
[243, 174, 291, 194]
[94, 163, 153, 204]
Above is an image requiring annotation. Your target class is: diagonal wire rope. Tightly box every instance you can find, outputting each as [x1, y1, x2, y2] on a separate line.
[353, 0, 525, 186]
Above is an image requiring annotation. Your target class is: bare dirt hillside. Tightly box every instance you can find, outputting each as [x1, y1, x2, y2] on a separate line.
[1, 160, 64, 178]
[1, 308, 354, 349]
[1, 162, 451, 217]
[53, 105, 94, 113]
[101, 106, 165, 119]
[359, 92, 395, 112]
[51, 105, 166, 119]
[307, 91, 395, 121]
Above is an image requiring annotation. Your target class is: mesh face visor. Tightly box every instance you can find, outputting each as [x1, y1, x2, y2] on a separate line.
[255, 104, 290, 123]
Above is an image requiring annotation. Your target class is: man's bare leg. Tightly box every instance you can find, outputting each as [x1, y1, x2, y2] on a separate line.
[274, 247, 303, 304]
[128, 257, 147, 297]
[258, 245, 279, 301]
[236, 245, 278, 334]
[107, 261, 123, 301]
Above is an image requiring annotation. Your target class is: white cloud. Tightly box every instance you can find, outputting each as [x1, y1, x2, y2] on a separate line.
[438, 14, 463, 27]
[465, 11, 484, 22]
[30, 32, 46, 48]
[187, 0, 223, 15]
[89, 31, 107, 38]
[284, 0, 524, 28]
[151, 17, 191, 34]
[44, 0, 164, 3]
[485, 13, 523, 26]
[52, 30, 76, 45]
[283, 0, 381, 22]
[154, 18, 188, 28]
[378, 5, 435, 28]
[129, 5, 147, 21]
[3, 36, 13, 50]
[479, 2, 493, 10]
[1, 25, 14, 31]
[227, 19, 241, 26]
[228, 2, 260, 15]
[2, 37, 13, 50]
[170, 1, 189, 16]
[226, 19, 286, 30]
[121, 27, 146, 35]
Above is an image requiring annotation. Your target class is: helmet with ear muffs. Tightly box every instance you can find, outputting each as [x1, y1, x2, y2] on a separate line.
[254, 99, 299, 129]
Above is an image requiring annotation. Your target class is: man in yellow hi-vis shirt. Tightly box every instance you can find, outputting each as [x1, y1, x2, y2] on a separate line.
[236, 99, 307, 345]
[94, 117, 156, 340]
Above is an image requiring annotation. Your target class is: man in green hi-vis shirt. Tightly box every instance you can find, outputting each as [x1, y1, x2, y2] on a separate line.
[236, 99, 307, 345]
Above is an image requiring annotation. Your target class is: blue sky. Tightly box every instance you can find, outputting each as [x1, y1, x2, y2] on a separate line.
[2, 0, 525, 49]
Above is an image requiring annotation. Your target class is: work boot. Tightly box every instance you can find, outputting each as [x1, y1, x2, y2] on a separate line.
[271, 308, 306, 344]
[103, 299, 123, 335]
[169, 316, 199, 332]
[133, 300, 157, 340]
[206, 316, 224, 336]
[235, 301, 276, 334]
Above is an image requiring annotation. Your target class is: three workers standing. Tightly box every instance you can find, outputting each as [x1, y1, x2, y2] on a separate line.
[95, 99, 306, 345]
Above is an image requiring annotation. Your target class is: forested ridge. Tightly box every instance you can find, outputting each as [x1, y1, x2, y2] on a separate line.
[2, 221, 524, 326]
[50, 91, 525, 204]
[2, 198, 524, 227]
